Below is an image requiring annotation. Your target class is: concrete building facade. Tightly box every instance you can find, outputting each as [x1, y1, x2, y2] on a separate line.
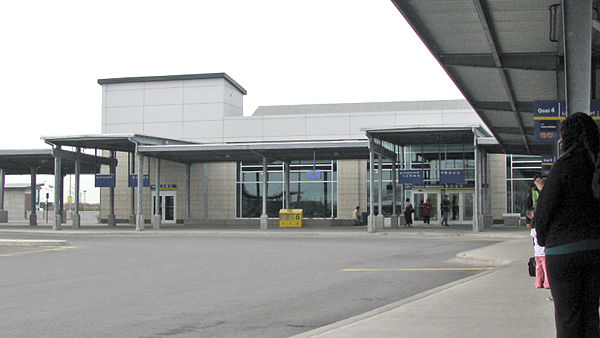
[96, 73, 509, 226]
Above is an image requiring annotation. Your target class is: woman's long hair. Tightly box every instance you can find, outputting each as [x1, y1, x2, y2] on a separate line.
[560, 112, 600, 159]
[560, 112, 600, 199]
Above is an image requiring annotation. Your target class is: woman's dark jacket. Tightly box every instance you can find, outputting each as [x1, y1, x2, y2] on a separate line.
[535, 147, 600, 248]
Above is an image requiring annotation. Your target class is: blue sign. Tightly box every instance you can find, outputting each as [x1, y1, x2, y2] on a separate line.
[306, 171, 322, 179]
[440, 169, 466, 184]
[590, 100, 600, 119]
[541, 156, 555, 176]
[533, 101, 565, 143]
[95, 174, 115, 188]
[128, 174, 150, 187]
[399, 170, 423, 185]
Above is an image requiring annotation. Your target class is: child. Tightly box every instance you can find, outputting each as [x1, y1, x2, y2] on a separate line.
[530, 217, 550, 289]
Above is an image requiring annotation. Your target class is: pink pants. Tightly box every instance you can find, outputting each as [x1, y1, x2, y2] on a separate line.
[535, 256, 550, 289]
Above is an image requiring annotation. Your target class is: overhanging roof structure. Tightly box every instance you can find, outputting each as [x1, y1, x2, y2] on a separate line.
[366, 125, 501, 154]
[137, 140, 373, 164]
[391, 0, 573, 155]
[42, 134, 195, 153]
[0, 149, 112, 175]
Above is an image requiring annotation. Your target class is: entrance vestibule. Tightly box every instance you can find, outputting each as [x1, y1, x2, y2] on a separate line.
[410, 190, 473, 224]
[152, 190, 177, 224]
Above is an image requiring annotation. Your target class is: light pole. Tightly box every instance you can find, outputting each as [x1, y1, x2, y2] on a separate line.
[83, 190, 86, 211]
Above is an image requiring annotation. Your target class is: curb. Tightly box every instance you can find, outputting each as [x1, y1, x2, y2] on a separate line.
[292, 239, 516, 337]
[0, 239, 69, 246]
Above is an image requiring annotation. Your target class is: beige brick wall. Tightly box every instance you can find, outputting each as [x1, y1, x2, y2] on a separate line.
[101, 152, 236, 220]
[489, 153, 507, 221]
[337, 159, 366, 219]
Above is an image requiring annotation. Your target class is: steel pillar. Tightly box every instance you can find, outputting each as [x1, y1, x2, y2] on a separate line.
[152, 158, 161, 230]
[136, 153, 144, 231]
[0, 169, 6, 223]
[29, 167, 37, 226]
[562, 0, 592, 115]
[53, 148, 62, 230]
[72, 148, 81, 229]
[260, 156, 269, 229]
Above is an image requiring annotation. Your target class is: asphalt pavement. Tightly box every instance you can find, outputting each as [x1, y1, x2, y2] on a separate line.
[0, 222, 556, 337]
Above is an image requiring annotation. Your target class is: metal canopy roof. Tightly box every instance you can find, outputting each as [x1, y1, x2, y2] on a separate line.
[137, 140, 372, 164]
[391, 0, 575, 155]
[367, 126, 478, 146]
[366, 125, 502, 153]
[42, 134, 194, 153]
[0, 149, 112, 175]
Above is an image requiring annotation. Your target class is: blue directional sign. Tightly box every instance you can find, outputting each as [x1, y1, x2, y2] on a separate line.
[399, 170, 423, 185]
[306, 170, 322, 179]
[533, 101, 565, 143]
[95, 174, 115, 188]
[541, 156, 555, 177]
[128, 174, 150, 187]
[440, 169, 466, 184]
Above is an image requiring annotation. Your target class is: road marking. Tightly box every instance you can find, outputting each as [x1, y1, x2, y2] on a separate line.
[0, 246, 75, 257]
[343, 267, 494, 272]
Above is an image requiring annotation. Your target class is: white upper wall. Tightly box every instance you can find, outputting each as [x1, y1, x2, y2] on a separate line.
[199, 100, 484, 144]
[99, 74, 485, 144]
[101, 74, 245, 139]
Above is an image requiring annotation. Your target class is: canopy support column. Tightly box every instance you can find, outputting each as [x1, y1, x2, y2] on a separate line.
[129, 152, 136, 225]
[368, 140, 375, 233]
[473, 130, 482, 232]
[562, 0, 592, 115]
[376, 153, 384, 231]
[260, 156, 269, 230]
[53, 147, 62, 231]
[399, 145, 405, 226]
[135, 153, 144, 231]
[152, 159, 161, 230]
[186, 163, 192, 219]
[0, 169, 6, 223]
[108, 150, 116, 227]
[29, 167, 37, 226]
[284, 161, 290, 209]
[391, 147, 398, 228]
[72, 148, 81, 229]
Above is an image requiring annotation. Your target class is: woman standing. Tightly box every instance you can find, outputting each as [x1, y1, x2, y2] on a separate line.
[535, 112, 600, 337]
[422, 199, 433, 225]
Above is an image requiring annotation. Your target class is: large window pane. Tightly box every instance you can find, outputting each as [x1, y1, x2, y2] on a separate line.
[240, 182, 283, 217]
[289, 182, 333, 218]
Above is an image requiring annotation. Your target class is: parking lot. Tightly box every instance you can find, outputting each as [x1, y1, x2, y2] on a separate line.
[0, 231, 497, 337]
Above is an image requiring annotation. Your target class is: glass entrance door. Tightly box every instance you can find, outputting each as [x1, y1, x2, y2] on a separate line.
[152, 191, 177, 224]
[412, 192, 439, 223]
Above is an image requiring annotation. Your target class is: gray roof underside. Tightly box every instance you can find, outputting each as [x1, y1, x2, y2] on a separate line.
[391, 0, 582, 156]
[253, 100, 471, 116]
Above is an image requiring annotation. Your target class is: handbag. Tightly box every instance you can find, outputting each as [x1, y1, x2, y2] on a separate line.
[528, 257, 536, 277]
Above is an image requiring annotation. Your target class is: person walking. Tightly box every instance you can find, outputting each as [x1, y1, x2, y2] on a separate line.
[440, 195, 450, 226]
[422, 198, 433, 225]
[352, 206, 361, 226]
[403, 198, 414, 227]
[535, 112, 600, 338]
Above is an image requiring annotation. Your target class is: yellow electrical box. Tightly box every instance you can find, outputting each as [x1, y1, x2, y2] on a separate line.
[279, 209, 303, 227]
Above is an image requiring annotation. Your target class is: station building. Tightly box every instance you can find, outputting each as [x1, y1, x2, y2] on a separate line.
[81, 73, 510, 228]
[1, 73, 539, 230]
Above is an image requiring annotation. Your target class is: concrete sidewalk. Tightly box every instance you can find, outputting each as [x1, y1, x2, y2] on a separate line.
[294, 238, 556, 337]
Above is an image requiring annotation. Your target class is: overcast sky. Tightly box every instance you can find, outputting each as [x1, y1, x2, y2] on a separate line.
[1, 0, 464, 202]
